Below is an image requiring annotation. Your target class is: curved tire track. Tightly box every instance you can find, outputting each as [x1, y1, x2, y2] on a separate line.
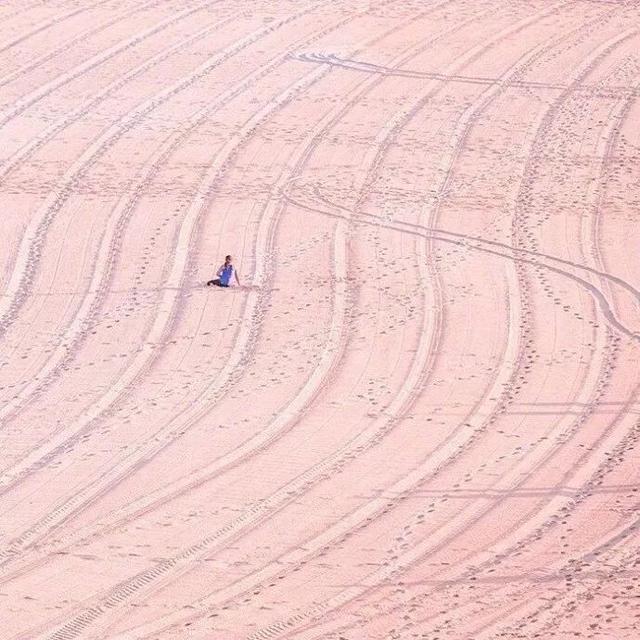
[0, 0, 423, 574]
[241, 19, 640, 640]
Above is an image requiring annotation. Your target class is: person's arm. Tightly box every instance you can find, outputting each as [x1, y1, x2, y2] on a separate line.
[234, 269, 241, 286]
[216, 264, 224, 277]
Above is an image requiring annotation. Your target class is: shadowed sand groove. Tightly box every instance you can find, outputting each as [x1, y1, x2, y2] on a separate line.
[0, 1, 173, 91]
[0, 2, 327, 482]
[1, 2, 639, 640]
[101, 5, 580, 636]
[226, 16, 639, 640]
[0, 0, 423, 573]
[0, 0, 114, 57]
[13, 7, 468, 636]
[295, 52, 640, 97]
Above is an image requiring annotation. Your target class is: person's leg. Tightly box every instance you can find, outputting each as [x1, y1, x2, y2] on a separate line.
[207, 278, 222, 286]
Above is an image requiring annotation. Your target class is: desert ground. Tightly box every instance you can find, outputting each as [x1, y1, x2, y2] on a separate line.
[1, 1, 639, 638]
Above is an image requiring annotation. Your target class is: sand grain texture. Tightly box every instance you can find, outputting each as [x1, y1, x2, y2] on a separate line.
[1, 1, 639, 639]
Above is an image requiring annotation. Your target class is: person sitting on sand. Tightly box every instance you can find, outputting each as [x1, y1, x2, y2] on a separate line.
[207, 255, 241, 288]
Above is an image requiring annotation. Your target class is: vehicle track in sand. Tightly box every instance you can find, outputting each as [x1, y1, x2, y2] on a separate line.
[0, 3, 318, 464]
[72, 3, 612, 636]
[2, 2, 639, 639]
[0, 0, 242, 335]
[265, 16, 640, 640]
[0, 0, 171, 92]
[236, 13, 640, 640]
[0, 0, 115, 57]
[0, 0, 429, 570]
[8, 5, 472, 635]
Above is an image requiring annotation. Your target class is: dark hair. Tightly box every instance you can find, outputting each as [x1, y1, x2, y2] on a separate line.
[225, 255, 232, 261]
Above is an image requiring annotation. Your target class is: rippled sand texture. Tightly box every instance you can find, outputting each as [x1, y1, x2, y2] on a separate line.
[1, 1, 639, 638]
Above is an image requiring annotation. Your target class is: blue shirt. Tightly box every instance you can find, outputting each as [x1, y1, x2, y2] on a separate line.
[219, 264, 234, 286]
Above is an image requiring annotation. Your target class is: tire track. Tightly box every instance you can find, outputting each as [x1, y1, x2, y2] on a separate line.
[0, 2, 576, 636]
[0, 1, 51, 31]
[509, 20, 638, 340]
[82, 7, 593, 639]
[0, 0, 389, 401]
[0, 8, 240, 427]
[309, 191, 640, 310]
[462, 417, 640, 640]
[0, 0, 216, 130]
[323, 352, 637, 640]
[112, 15, 636, 632]
[0, 1, 330, 384]
[336, 71, 640, 640]
[0, 0, 113, 57]
[289, 190, 640, 340]
[239, 20, 640, 640]
[432, 51, 635, 640]
[0, 0, 207, 184]
[265, 337, 625, 640]
[439, 67, 640, 640]
[505, 518, 640, 638]
[25, 5, 520, 637]
[477, 546, 640, 639]
[295, 51, 640, 97]
[0, 0, 168, 90]
[0, 0, 237, 338]
[0, 3, 239, 384]
[0, 5, 327, 487]
[255, 22, 637, 640]
[3, 5, 636, 640]
[107, 8, 636, 640]
[0, 0, 421, 571]
[584, 63, 640, 320]
[3, 0, 496, 574]
[30, 0, 462, 576]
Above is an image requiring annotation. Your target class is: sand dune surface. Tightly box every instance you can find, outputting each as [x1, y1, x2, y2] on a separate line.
[1, 1, 639, 638]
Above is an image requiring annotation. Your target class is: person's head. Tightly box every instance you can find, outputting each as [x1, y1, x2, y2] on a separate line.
[225, 255, 232, 264]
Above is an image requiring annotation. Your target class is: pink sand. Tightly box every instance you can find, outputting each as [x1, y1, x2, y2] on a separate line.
[1, 1, 639, 638]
